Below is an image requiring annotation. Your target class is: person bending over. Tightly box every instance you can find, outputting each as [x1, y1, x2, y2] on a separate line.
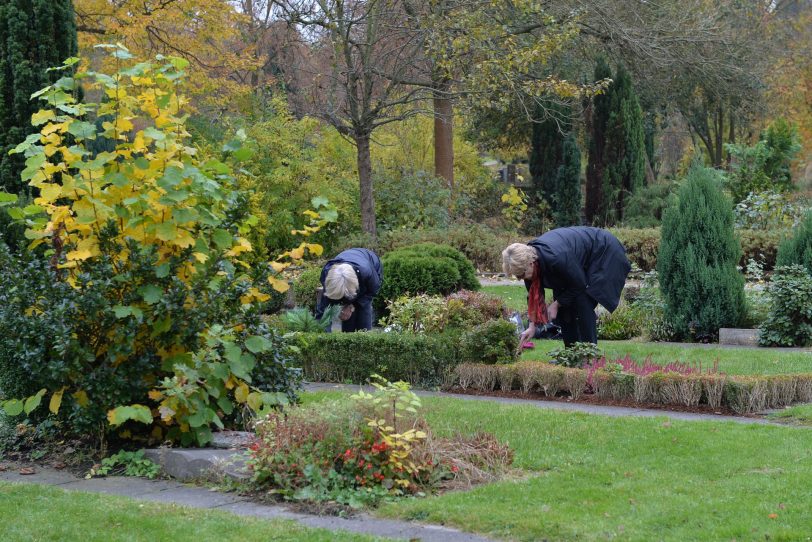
[314, 248, 383, 332]
[502, 226, 631, 346]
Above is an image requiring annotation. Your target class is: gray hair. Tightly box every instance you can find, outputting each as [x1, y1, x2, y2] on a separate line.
[325, 263, 359, 300]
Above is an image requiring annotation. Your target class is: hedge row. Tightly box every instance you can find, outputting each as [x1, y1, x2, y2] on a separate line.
[333, 226, 788, 274]
[289, 322, 518, 388]
[450, 361, 812, 414]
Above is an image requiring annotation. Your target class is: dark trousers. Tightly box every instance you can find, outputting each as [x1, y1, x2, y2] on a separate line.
[315, 296, 374, 332]
[558, 294, 598, 346]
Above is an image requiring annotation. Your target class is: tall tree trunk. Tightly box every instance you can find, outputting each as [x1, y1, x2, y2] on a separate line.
[433, 76, 454, 193]
[726, 110, 735, 169]
[714, 105, 724, 167]
[355, 133, 377, 240]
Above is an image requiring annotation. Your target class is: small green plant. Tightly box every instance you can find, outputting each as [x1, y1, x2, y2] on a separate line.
[382, 295, 450, 333]
[87, 450, 160, 479]
[547, 342, 601, 368]
[283, 305, 339, 333]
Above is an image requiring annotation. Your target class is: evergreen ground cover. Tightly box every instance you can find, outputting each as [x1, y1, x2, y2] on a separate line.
[304, 391, 812, 542]
[0, 482, 380, 542]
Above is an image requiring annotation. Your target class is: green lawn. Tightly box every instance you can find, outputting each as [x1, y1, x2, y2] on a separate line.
[0, 482, 380, 542]
[770, 404, 812, 426]
[482, 284, 528, 312]
[304, 391, 812, 542]
[521, 339, 812, 375]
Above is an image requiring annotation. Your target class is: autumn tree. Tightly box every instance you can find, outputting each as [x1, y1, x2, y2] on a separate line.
[270, 0, 430, 239]
[74, 0, 254, 110]
[0, 0, 77, 193]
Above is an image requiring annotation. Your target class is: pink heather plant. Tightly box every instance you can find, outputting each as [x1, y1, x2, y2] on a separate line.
[585, 355, 721, 391]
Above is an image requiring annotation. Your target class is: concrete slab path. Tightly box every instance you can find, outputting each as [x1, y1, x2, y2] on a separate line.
[0, 466, 495, 542]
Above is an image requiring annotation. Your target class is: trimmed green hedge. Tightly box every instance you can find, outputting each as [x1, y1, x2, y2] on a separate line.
[378, 243, 479, 309]
[290, 323, 518, 387]
[290, 332, 459, 387]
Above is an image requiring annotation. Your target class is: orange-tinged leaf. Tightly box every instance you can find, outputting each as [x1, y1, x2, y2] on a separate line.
[768, 513, 778, 519]
[288, 245, 305, 260]
[148, 390, 164, 401]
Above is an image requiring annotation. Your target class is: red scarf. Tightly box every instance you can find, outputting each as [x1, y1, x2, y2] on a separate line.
[527, 262, 549, 325]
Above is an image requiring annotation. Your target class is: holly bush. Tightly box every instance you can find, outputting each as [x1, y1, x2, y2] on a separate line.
[0, 45, 324, 445]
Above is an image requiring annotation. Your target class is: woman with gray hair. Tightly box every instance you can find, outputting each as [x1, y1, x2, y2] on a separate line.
[502, 227, 631, 347]
[314, 248, 383, 332]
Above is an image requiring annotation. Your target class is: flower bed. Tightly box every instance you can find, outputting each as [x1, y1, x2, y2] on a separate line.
[247, 376, 512, 508]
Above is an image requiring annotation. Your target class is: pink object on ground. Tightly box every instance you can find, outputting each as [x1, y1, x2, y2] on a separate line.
[522, 341, 535, 350]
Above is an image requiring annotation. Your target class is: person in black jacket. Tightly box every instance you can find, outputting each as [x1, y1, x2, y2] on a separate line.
[314, 248, 383, 332]
[502, 227, 631, 346]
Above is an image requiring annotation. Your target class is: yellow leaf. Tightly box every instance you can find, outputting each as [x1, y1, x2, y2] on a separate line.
[72, 390, 89, 407]
[66, 249, 93, 261]
[192, 252, 209, 263]
[49, 388, 65, 414]
[31, 109, 56, 126]
[148, 390, 164, 401]
[270, 261, 290, 273]
[288, 245, 305, 260]
[305, 243, 324, 257]
[268, 275, 290, 293]
[247, 392, 262, 411]
[39, 184, 63, 203]
[302, 210, 319, 219]
[235, 382, 249, 403]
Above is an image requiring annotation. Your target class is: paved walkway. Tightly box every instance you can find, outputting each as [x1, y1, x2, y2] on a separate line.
[305, 383, 791, 426]
[0, 466, 494, 542]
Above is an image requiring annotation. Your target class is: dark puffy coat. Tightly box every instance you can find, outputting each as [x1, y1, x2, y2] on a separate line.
[526, 227, 631, 313]
[320, 248, 383, 303]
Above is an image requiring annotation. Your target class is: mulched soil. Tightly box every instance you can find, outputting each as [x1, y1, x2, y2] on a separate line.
[446, 386, 754, 418]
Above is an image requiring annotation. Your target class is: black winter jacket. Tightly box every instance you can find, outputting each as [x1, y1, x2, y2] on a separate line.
[320, 248, 383, 303]
[526, 227, 631, 313]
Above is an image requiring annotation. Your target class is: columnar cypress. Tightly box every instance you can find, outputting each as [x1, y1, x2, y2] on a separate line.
[657, 165, 746, 340]
[601, 63, 646, 224]
[528, 102, 570, 230]
[550, 135, 582, 227]
[0, 0, 77, 193]
[584, 58, 611, 225]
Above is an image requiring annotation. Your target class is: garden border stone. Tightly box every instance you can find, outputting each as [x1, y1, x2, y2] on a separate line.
[719, 328, 761, 346]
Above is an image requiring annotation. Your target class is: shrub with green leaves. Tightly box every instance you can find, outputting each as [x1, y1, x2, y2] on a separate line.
[293, 265, 324, 311]
[378, 243, 479, 309]
[597, 303, 644, 340]
[776, 211, 812, 275]
[759, 265, 812, 347]
[459, 320, 519, 365]
[657, 165, 746, 340]
[0, 48, 316, 446]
